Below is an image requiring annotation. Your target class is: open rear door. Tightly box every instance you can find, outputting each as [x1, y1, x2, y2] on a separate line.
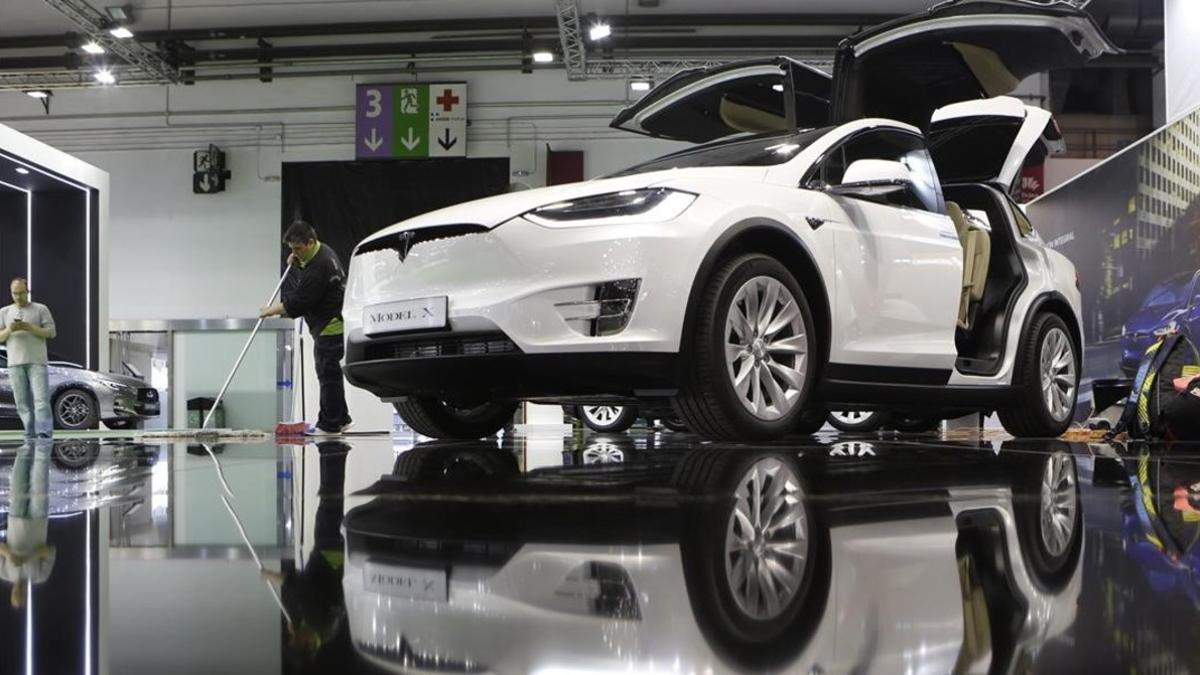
[609, 57, 831, 143]
[833, 0, 1120, 127]
[927, 96, 1062, 194]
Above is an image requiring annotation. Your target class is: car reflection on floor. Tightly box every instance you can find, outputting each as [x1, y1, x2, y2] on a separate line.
[341, 436, 1088, 674]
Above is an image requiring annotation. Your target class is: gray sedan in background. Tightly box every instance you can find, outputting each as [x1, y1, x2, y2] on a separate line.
[0, 349, 160, 431]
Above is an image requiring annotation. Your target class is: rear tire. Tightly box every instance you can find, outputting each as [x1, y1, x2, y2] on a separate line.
[999, 313, 1079, 438]
[674, 254, 819, 440]
[1013, 448, 1082, 589]
[393, 399, 517, 439]
[827, 410, 888, 433]
[891, 415, 942, 434]
[659, 417, 689, 433]
[579, 405, 638, 433]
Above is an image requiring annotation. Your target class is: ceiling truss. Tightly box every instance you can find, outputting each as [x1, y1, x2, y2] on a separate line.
[41, 0, 180, 84]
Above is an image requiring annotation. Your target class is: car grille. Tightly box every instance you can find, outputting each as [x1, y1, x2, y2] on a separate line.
[363, 333, 520, 361]
[353, 224, 489, 258]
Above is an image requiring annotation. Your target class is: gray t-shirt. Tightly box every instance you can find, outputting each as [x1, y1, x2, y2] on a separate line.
[0, 302, 56, 366]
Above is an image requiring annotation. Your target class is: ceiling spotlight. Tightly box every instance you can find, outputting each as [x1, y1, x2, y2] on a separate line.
[81, 41, 105, 54]
[532, 51, 554, 63]
[105, 5, 130, 21]
[109, 26, 134, 39]
[15, 168, 29, 175]
[589, 23, 611, 40]
[24, 90, 51, 99]
[630, 80, 652, 91]
[94, 69, 116, 84]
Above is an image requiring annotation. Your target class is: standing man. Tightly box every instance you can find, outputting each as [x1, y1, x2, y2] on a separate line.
[0, 279, 56, 439]
[260, 221, 352, 436]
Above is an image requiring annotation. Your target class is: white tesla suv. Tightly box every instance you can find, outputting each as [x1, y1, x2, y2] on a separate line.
[343, 0, 1116, 440]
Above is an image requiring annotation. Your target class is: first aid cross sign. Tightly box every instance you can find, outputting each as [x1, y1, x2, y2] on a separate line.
[355, 82, 467, 160]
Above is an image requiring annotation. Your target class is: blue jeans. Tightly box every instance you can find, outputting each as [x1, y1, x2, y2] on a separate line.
[11, 364, 52, 439]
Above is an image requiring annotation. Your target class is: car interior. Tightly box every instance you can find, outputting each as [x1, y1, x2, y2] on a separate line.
[943, 184, 1027, 375]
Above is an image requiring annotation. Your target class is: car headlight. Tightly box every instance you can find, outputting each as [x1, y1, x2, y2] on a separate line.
[100, 380, 135, 394]
[524, 187, 696, 227]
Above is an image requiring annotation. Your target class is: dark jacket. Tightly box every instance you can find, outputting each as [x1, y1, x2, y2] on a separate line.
[282, 242, 346, 338]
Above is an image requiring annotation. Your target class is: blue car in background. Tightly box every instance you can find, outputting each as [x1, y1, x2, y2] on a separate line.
[1120, 270, 1200, 375]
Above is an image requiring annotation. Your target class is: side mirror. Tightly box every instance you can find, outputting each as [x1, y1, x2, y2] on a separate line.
[826, 159, 913, 199]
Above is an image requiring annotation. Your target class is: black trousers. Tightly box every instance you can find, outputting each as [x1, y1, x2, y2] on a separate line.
[313, 334, 351, 432]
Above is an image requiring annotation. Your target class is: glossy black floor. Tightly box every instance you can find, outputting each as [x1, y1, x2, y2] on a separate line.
[0, 429, 1197, 674]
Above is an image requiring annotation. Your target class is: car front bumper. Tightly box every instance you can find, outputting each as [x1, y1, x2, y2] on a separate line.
[343, 213, 712, 401]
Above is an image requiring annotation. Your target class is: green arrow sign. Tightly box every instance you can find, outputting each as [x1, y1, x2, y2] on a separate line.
[393, 85, 429, 157]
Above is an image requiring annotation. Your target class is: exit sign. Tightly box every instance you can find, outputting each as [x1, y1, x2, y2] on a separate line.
[355, 83, 467, 160]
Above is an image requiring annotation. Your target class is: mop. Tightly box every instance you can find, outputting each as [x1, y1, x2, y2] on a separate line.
[137, 265, 293, 443]
[200, 441, 297, 630]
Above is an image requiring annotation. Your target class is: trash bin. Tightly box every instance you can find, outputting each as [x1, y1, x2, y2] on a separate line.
[187, 396, 225, 428]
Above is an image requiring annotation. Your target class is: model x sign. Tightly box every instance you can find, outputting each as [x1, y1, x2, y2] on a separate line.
[362, 296, 448, 334]
[356, 83, 467, 160]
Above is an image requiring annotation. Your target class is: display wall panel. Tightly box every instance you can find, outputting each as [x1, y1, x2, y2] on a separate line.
[32, 187, 90, 365]
[0, 188, 28, 283]
[1029, 107, 1200, 389]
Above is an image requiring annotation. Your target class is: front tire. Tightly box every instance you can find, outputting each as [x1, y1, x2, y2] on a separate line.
[579, 405, 638, 433]
[674, 254, 819, 440]
[673, 450, 828, 667]
[54, 388, 99, 430]
[393, 399, 517, 439]
[999, 314, 1079, 437]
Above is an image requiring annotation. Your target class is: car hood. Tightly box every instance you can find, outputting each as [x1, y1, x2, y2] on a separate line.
[1123, 306, 1185, 335]
[356, 166, 766, 244]
[48, 366, 145, 388]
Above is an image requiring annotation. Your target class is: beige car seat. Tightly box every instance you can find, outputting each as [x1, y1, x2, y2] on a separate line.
[946, 201, 991, 329]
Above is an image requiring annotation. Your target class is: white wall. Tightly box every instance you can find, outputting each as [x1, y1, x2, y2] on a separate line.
[0, 71, 685, 322]
[1166, 0, 1200, 122]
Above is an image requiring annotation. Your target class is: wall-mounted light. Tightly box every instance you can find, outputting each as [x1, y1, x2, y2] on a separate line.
[109, 26, 134, 39]
[23, 89, 52, 114]
[589, 23, 611, 40]
[532, 51, 554, 63]
[94, 69, 116, 84]
[630, 80, 652, 91]
[81, 42, 105, 55]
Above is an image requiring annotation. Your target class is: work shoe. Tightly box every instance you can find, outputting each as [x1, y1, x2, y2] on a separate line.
[306, 425, 341, 437]
[339, 421, 354, 433]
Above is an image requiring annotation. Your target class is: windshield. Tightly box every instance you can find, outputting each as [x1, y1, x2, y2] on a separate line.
[607, 127, 832, 178]
[1145, 280, 1188, 309]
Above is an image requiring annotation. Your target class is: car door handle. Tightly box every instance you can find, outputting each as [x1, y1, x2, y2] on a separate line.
[806, 216, 826, 229]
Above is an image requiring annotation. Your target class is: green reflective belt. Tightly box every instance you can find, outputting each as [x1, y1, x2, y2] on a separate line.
[319, 317, 344, 336]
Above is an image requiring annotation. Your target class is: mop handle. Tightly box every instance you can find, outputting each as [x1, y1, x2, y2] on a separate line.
[203, 264, 293, 428]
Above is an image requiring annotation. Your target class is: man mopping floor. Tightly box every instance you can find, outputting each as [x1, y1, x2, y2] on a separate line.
[260, 220, 352, 436]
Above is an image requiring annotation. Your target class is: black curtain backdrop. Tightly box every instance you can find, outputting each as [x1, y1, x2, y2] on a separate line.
[0, 189, 28, 283]
[33, 187, 88, 364]
[280, 158, 510, 269]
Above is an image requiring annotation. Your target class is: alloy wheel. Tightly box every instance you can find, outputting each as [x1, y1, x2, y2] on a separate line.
[830, 411, 869, 425]
[57, 392, 92, 427]
[1039, 327, 1076, 422]
[724, 457, 808, 621]
[582, 441, 626, 464]
[1039, 452, 1078, 558]
[724, 276, 808, 421]
[582, 405, 624, 426]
